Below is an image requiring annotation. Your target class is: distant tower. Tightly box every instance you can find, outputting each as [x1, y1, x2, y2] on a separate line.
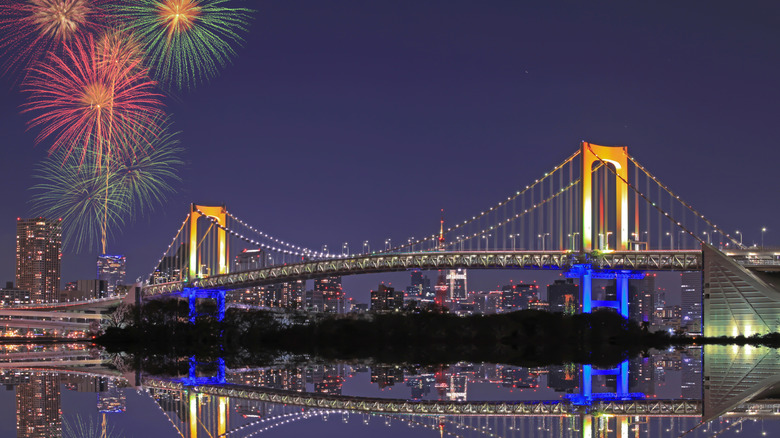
[438, 209, 446, 251]
[16, 218, 62, 303]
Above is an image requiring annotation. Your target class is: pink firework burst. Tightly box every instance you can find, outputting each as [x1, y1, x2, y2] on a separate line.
[0, 0, 110, 79]
[22, 33, 164, 165]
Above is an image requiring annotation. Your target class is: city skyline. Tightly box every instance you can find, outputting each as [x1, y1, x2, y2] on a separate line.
[1, 2, 778, 300]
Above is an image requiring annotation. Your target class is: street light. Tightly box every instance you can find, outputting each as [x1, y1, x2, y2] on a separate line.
[666, 232, 673, 250]
[735, 230, 742, 247]
[384, 238, 391, 251]
[480, 234, 492, 251]
[509, 234, 517, 251]
[538, 233, 550, 251]
[363, 240, 370, 254]
[342, 242, 349, 256]
[702, 231, 711, 245]
[568, 232, 580, 251]
[762, 227, 767, 248]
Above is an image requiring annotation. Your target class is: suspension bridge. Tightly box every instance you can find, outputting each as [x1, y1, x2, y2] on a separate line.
[140, 142, 779, 336]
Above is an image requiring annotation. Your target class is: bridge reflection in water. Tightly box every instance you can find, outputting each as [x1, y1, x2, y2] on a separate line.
[3, 345, 780, 437]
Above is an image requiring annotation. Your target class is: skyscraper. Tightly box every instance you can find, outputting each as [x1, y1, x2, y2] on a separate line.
[315, 277, 344, 313]
[97, 254, 126, 296]
[16, 218, 61, 303]
[447, 268, 468, 300]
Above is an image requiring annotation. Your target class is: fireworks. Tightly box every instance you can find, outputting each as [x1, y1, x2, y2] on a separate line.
[63, 414, 124, 438]
[22, 33, 163, 164]
[30, 146, 131, 253]
[113, 115, 184, 216]
[111, 0, 253, 89]
[0, 0, 108, 78]
[30, 119, 183, 252]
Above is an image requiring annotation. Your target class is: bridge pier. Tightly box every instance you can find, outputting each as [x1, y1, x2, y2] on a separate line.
[184, 288, 226, 323]
[566, 264, 643, 318]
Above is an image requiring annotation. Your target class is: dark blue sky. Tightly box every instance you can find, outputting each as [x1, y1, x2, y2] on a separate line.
[1, 1, 779, 299]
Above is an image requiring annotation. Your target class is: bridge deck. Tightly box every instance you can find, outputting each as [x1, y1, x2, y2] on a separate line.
[142, 378, 702, 417]
[144, 250, 703, 295]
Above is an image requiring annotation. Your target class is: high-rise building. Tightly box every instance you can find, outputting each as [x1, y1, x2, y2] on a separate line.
[680, 271, 703, 332]
[370, 284, 404, 312]
[97, 254, 126, 296]
[631, 275, 656, 323]
[547, 279, 579, 314]
[315, 277, 344, 313]
[16, 218, 61, 303]
[16, 373, 62, 437]
[447, 268, 468, 300]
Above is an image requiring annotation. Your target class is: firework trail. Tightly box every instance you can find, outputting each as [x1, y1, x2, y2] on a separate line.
[30, 119, 183, 253]
[22, 32, 164, 165]
[0, 0, 109, 79]
[30, 146, 131, 253]
[110, 0, 253, 90]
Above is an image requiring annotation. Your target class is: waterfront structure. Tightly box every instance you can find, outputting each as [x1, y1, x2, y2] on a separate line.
[0, 282, 30, 306]
[97, 254, 126, 296]
[16, 218, 61, 304]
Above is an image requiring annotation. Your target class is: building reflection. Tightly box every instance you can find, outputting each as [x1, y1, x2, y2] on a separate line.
[16, 373, 62, 438]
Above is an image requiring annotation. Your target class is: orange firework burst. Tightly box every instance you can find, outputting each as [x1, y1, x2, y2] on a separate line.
[96, 28, 145, 75]
[31, 0, 91, 40]
[22, 33, 163, 165]
[0, 0, 109, 77]
[158, 0, 201, 38]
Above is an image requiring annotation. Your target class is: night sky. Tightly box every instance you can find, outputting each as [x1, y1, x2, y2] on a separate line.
[1, 1, 779, 302]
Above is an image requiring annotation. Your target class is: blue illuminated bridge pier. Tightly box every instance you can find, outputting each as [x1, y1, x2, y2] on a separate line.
[137, 142, 779, 337]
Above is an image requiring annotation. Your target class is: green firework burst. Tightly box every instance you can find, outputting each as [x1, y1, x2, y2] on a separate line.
[31, 147, 132, 253]
[110, 0, 253, 90]
[31, 117, 183, 253]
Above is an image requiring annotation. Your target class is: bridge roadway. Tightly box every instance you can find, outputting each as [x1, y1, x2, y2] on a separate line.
[142, 377, 702, 417]
[144, 250, 704, 295]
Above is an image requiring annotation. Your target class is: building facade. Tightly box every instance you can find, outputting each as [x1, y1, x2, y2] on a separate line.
[370, 284, 404, 312]
[16, 218, 61, 303]
[97, 254, 126, 296]
[315, 277, 344, 313]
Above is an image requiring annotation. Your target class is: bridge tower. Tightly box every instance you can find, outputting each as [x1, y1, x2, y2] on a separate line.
[580, 142, 629, 252]
[574, 143, 640, 318]
[185, 204, 229, 322]
[188, 204, 228, 281]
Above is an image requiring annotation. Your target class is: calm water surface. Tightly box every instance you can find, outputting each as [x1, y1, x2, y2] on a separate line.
[0, 344, 778, 437]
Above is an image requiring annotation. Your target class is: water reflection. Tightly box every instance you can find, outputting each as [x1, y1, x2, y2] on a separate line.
[0, 344, 777, 437]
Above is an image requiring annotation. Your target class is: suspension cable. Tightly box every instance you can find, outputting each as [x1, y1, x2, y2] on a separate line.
[627, 154, 743, 248]
[383, 150, 582, 253]
[586, 144, 711, 247]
